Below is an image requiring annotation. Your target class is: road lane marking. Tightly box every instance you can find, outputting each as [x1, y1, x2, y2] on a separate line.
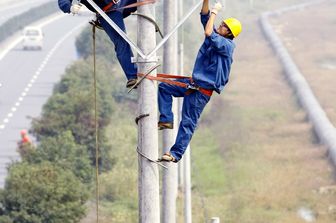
[0, 13, 65, 61]
[0, 20, 86, 133]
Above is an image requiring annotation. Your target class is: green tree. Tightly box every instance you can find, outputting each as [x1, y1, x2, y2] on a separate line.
[31, 59, 116, 171]
[33, 59, 116, 138]
[0, 162, 89, 223]
[0, 216, 12, 223]
[23, 131, 93, 184]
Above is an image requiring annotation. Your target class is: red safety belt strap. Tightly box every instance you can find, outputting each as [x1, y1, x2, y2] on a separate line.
[194, 88, 213, 97]
[103, 1, 114, 12]
[137, 73, 213, 97]
[145, 75, 189, 88]
[157, 73, 192, 79]
[103, 0, 155, 12]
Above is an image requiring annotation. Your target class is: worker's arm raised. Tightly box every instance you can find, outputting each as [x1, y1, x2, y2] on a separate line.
[205, 2, 222, 37]
[201, 0, 209, 15]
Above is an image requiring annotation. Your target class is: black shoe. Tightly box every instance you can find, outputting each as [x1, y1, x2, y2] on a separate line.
[126, 79, 137, 88]
[158, 122, 173, 130]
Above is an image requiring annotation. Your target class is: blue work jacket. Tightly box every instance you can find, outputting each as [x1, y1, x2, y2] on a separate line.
[192, 13, 235, 94]
[58, 0, 136, 18]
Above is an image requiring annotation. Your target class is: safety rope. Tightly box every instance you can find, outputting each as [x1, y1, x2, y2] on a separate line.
[131, 12, 164, 38]
[92, 24, 100, 223]
[136, 147, 168, 169]
[137, 73, 213, 97]
[138, 73, 191, 88]
[127, 64, 160, 93]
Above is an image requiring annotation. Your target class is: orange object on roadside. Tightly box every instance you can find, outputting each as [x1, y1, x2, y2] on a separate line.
[22, 135, 31, 144]
[20, 129, 27, 136]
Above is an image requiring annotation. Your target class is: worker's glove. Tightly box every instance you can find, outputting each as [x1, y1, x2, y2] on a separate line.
[211, 2, 222, 15]
[70, 3, 82, 15]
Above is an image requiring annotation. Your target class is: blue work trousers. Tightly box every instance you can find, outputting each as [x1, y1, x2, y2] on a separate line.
[98, 11, 137, 80]
[158, 79, 211, 161]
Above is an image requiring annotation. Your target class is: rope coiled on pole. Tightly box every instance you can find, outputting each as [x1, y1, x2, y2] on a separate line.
[92, 24, 100, 223]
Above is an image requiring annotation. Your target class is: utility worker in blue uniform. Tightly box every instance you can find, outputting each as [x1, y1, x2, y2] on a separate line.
[158, 0, 242, 162]
[58, 0, 138, 88]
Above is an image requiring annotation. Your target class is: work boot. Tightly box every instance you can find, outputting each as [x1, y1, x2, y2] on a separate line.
[158, 152, 176, 162]
[126, 79, 137, 88]
[158, 121, 173, 130]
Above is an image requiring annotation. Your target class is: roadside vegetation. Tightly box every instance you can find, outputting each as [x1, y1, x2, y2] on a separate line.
[0, 26, 137, 222]
[0, 2, 59, 42]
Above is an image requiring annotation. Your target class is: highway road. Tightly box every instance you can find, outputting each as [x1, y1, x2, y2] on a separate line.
[0, 13, 89, 187]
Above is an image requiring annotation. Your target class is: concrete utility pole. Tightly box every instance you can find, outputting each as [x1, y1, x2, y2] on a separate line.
[177, 0, 184, 190]
[178, 35, 192, 223]
[183, 147, 192, 223]
[177, 1, 192, 223]
[162, 0, 178, 222]
[137, 2, 160, 223]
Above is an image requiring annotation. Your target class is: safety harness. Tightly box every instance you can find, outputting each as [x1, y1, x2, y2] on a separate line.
[88, 1, 212, 97]
[137, 72, 213, 97]
[90, 0, 157, 30]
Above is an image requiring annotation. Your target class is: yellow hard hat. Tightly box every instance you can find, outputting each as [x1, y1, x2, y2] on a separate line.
[223, 18, 242, 38]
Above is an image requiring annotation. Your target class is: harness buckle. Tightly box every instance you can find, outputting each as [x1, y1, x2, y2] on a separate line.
[187, 84, 199, 91]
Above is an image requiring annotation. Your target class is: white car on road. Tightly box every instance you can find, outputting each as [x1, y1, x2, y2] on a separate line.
[22, 26, 44, 50]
